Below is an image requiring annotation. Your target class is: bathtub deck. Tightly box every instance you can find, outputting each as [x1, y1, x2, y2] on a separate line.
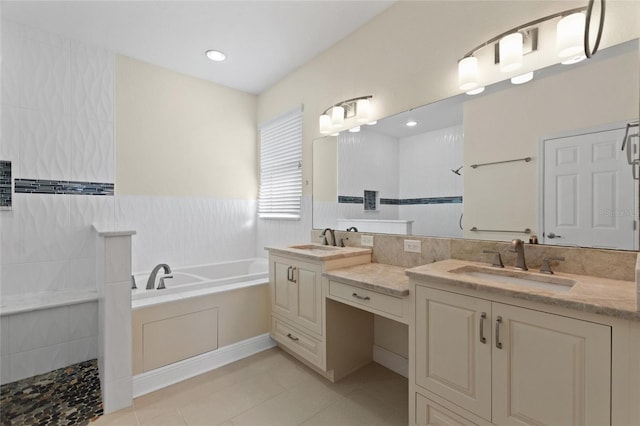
[0, 359, 103, 425]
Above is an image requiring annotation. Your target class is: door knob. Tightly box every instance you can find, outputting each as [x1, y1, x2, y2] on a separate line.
[547, 232, 562, 239]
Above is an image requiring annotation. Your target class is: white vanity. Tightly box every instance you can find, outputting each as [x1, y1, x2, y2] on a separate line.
[266, 243, 640, 425]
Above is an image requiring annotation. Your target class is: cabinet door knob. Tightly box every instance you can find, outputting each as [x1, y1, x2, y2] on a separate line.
[495, 316, 503, 349]
[479, 312, 487, 344]
[286, 333, 299, 341]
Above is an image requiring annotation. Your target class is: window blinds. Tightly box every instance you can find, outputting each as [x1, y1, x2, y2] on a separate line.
[258, 106, 303, 219]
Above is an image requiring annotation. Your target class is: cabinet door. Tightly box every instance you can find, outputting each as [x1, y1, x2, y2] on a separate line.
[415, 287, 492, 421]
[293, 261, 323, 335]
[271, 259, 296, 320]
[492, 303, 611, 426]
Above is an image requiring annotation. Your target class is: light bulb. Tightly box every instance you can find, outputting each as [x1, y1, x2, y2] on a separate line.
[356, 99, 371, 123]
[349, 126, 361, 133]
[458, 56, 479, 91]
[319, 114, 332, 135]
[557, 13, 585, 59]
[466, 86, 485, 95]
[499, 33, 523, 73]
[331, 106, 344, 128]
[511, 71, 534, 85]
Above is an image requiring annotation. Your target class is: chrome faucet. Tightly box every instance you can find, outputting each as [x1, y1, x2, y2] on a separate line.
[146, 263, 172, 290]
[510, 239, 528, 270]
[320, 228, 336, 246]
[346, 226, 358, 232]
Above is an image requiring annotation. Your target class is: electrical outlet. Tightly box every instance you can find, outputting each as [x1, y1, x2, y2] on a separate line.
[361, 235, 374, 247]
[404, 239, 421, 253]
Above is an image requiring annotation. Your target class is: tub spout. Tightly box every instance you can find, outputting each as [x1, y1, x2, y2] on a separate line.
[146, 264, 172, 290]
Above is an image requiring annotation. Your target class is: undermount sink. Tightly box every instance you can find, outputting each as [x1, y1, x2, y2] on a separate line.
[450, 265, 575, 292]
[289, 244, 343, 251]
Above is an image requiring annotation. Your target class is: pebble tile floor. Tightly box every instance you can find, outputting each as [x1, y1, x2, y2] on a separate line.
[95, 347, 408, 426]
[0, 359, 103, 425]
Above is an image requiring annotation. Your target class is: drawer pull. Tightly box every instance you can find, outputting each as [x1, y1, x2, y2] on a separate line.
[495, 316, 503, 349]
[352, 292, 371, 301]
[286, 333, 299, 341]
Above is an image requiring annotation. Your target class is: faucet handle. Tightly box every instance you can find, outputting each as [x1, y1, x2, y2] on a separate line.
[483, 250, 504, 268]
[540, 256, 565, 274]
[157, 274, 173, 290]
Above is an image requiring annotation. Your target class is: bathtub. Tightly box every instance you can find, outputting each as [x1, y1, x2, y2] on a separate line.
[132, 258, 269, 309]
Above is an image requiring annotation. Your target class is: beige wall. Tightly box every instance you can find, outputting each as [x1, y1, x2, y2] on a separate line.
[116, 55, 258, 198]
[257, 1, 640, 196]
[463, 49, 639, 240]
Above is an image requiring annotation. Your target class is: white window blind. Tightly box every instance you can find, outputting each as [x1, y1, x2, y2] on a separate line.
[258, 106, 303, 219]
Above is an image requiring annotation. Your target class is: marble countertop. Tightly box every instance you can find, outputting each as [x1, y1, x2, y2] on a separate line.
[266, 244, 372, 261]
[323, 263, 410, 297]
[407, 259, 640, 321]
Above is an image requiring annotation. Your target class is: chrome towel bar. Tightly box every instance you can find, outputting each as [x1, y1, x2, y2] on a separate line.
[470, 157, 532, 169]
[470, 227, 531, 234]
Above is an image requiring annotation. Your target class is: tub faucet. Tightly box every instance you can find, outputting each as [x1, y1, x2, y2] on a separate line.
[321, 228, 336, 246]
[510, 239, 528, 271]
[146, 263, 172, 290]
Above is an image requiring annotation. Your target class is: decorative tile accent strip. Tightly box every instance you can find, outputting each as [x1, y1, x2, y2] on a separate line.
[0, 359, 103, 425]
[341, 195, 463, 205]
[14, 179, 114, 196]
[0, 161, 11, 209]
[338, 195, 364, 204]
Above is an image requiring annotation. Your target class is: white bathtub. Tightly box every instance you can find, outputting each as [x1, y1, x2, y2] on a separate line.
[132, 258, 269, 309]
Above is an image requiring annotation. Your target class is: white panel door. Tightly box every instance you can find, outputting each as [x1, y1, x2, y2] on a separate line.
[415, 287, 492, 421]
[543, 127, 637, 250]
[492, 303, 611, 426]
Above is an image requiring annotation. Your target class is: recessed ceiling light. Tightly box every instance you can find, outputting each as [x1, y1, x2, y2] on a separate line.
[466, 86, 485, 95]
[406, 120, 418, 127]
[206, 50, 226, 62]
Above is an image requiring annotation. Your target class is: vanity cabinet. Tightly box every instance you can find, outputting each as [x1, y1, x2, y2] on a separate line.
[414, 286, 611, 426]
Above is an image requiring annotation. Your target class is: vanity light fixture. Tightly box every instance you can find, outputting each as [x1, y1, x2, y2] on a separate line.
[205, 50, 226, 62]
[457, 0, 605, 96]
[319, 95, 373, 135]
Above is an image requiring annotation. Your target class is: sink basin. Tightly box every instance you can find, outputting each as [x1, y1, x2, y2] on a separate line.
[289, 244, 343, 251]
[450, 265, 575, 292]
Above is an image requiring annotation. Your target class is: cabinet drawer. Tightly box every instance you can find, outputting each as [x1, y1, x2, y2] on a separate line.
[271, 316, 324, 369]
[415, 393, 479, 426]
[329, 280, 403, 318]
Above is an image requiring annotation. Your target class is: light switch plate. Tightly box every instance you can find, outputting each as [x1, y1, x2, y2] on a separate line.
[404, 239, 421, 253]
[361, 235, 374, 247]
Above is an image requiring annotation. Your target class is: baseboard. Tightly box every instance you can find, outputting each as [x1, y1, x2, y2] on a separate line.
[373, 344, 408, 378]
[133, 333, 277, 397]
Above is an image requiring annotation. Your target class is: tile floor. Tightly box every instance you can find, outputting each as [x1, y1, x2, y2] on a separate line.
[93, 347, 408, 426]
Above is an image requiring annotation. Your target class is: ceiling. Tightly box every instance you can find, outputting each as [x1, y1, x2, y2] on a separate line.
[1, 1, 394, 95]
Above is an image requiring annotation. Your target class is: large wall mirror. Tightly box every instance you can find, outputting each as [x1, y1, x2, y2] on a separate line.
[313, 39, 640, 251]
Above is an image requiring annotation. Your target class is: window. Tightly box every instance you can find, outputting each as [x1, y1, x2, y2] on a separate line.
[258, 106, 303, 219]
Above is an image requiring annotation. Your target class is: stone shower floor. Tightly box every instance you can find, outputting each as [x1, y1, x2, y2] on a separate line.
[0, 359, 103, 425]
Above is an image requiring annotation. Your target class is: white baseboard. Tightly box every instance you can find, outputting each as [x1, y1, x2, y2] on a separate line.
[133, 333, 276, 398]
[373, 344, 408, 378]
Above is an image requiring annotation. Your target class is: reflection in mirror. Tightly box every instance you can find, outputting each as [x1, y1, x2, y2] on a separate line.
[313, 39, 640, 251]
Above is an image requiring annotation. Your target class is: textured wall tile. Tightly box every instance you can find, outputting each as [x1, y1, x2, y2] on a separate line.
[1, 20, 22, 108]
[20, 35, 70, 113]
[69, 195, 115, 259]
[0, 202, 22, 265]
[71, 117, 114, 182]
[0, 261, 69, 297]
[19, 109, 71, 181]
[9, 306, 69, 353]
[0, 355, 9, 385]
[67, 336, 98, 366]
[20, 194, 70, 262]
[71, 40, 114, 123]
[68, 302, 98, 340]
[9, 342, 68, 382]
[0, 316, 9, 356]
[67, 258, 96, 291]
[1, 106, 20, 169]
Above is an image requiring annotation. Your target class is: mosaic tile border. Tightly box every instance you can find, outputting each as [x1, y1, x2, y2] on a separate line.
[0, 161, 11, 209]
[15, 179, 114, 196]
[339, 195, 462, 205]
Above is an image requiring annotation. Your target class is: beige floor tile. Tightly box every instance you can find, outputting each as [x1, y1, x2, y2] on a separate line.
[180, 371, 286, 425]
[301, 388, 402, 426]
[230, 373, 344, 426]
[91, 407, 139, 425]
